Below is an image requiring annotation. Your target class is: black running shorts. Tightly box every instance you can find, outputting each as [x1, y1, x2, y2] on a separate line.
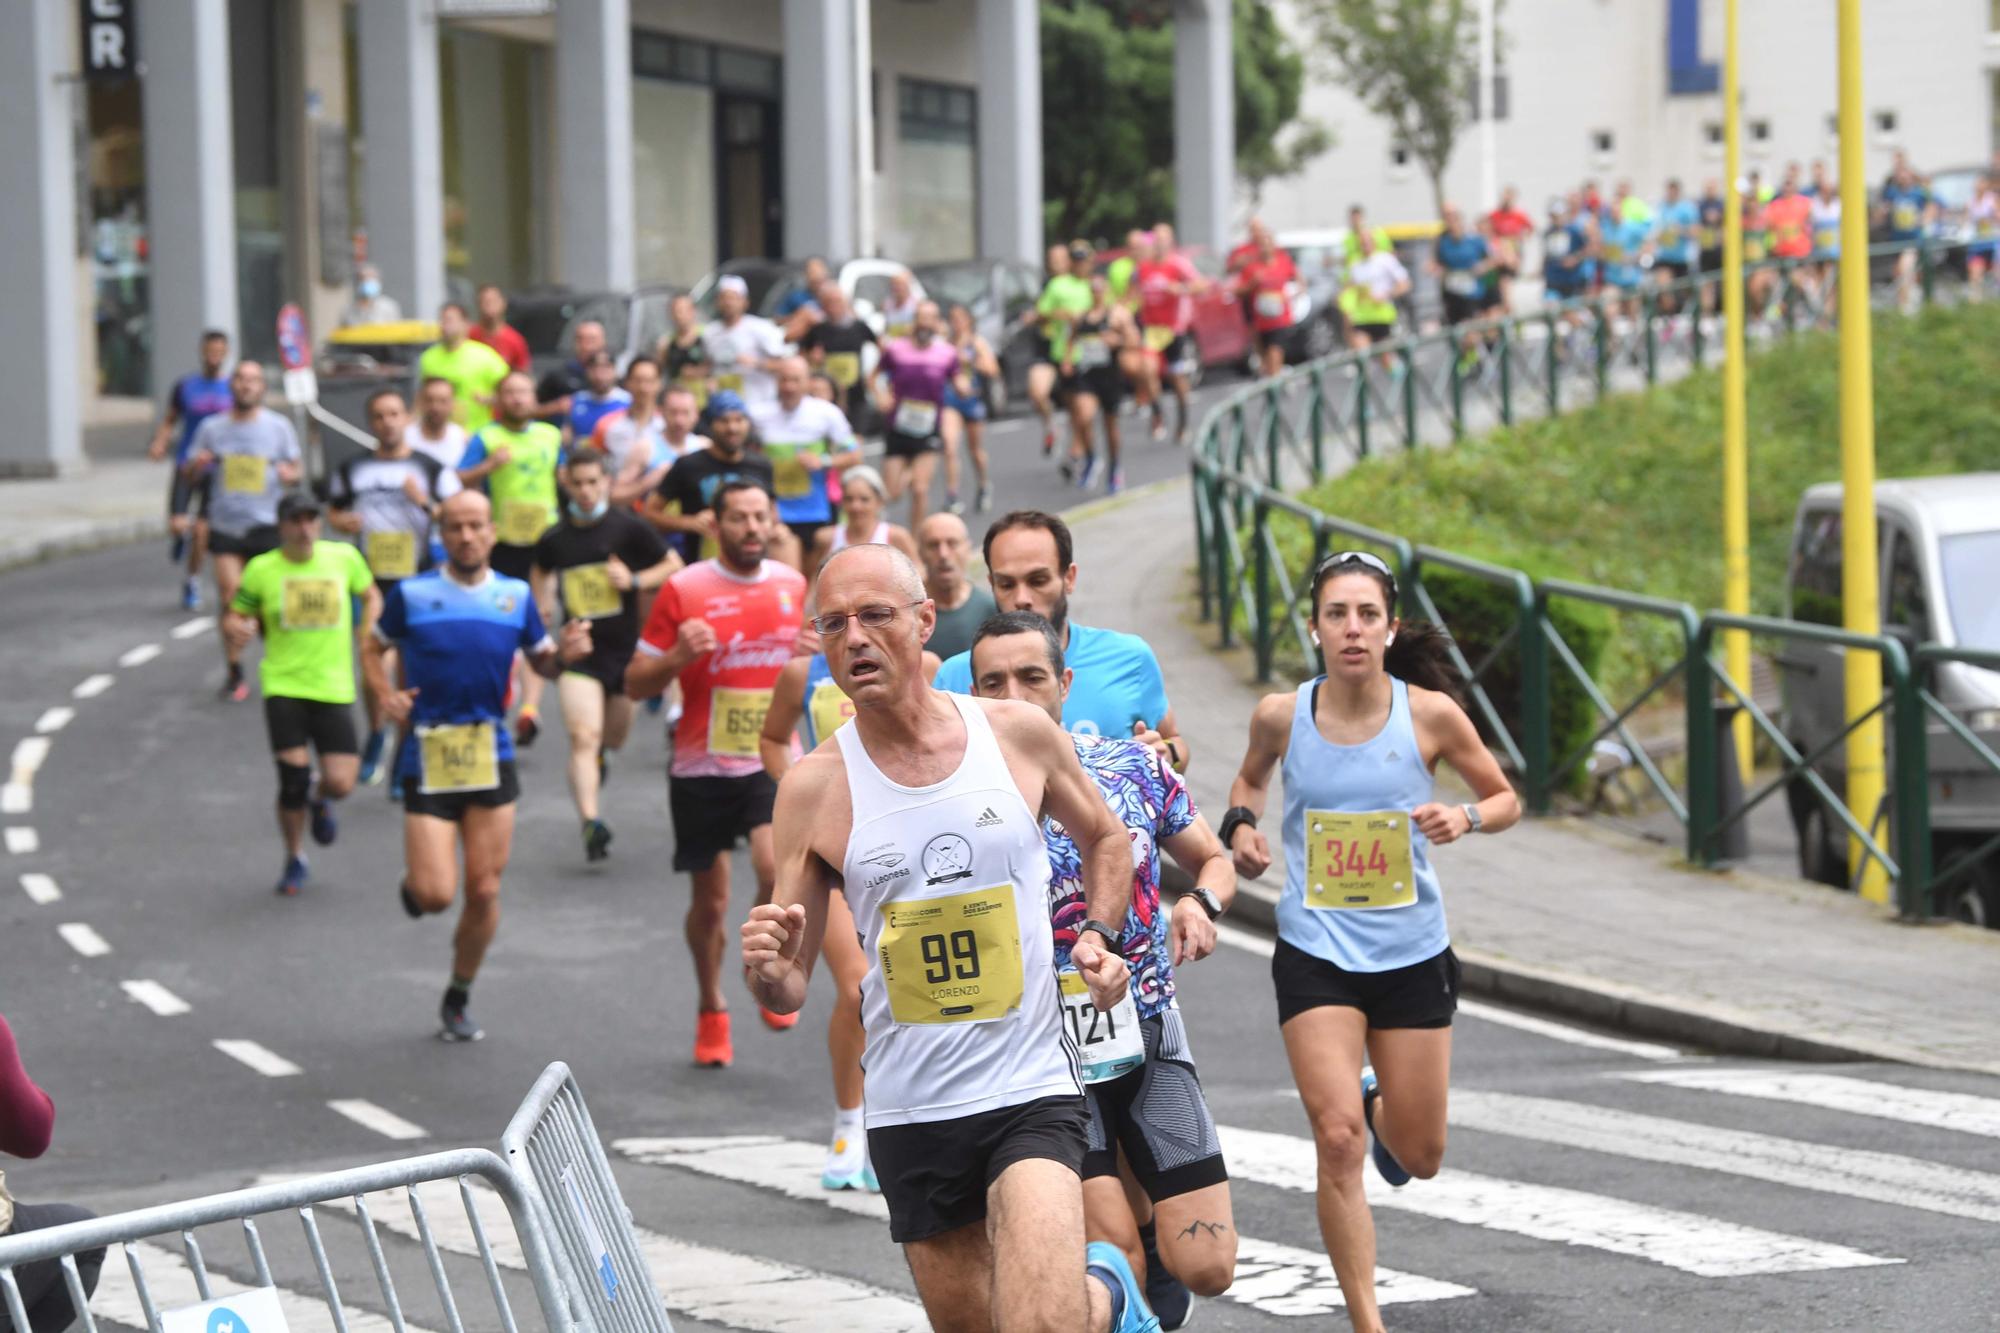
[1081, 1007, 1228, 1201]
[668, 771, 778, 872]
[208, 525, 280, 560]
[869, 1095, 1088, 1244]
[1272, 937, 1459, 1030]
[263, 696, 359, 756]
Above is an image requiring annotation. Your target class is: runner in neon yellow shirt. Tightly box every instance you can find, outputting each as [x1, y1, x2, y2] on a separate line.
[418, 302, 512, 434]
[222, 494, 379, 897]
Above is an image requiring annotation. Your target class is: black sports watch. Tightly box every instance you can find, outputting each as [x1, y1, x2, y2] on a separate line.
[1078, 919, 1121, 950]
[1189, 887, 1225, 921]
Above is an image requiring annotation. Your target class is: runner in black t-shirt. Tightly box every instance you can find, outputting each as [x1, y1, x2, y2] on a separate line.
[796, 282, 878, 431]
[531, 447, 677, 862]
[643, 390, 786, 566]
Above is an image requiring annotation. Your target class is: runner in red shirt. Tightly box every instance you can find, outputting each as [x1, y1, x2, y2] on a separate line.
[1235, 232, 1299, 379]
[470, 283, 532, 373]
[1485, 186, 1535, 311]
[1136, 225, 1203, 442]
[629, 479, 807, 1068]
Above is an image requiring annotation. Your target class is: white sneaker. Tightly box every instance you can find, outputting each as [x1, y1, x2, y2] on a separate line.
[822, 1120, 877, 1191]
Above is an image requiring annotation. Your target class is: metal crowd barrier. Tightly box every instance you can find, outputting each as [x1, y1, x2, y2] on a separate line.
[0, 1064, 666, 1333]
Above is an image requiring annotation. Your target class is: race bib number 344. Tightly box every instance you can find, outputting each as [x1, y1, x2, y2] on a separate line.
[878, 887, 1024, 1025]
[1303, 810, 1416, 911]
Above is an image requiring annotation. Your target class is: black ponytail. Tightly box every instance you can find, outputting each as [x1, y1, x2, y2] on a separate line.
[1384, 620, 1464, 703]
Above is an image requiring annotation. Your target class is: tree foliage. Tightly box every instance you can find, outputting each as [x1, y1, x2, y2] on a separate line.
[1039, 0, 1327, 243]
[1294, 0, 1496, 214]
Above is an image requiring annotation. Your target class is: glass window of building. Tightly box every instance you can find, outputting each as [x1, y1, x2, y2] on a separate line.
[892, 77, 976, 263]
[440, 28, 550, 292]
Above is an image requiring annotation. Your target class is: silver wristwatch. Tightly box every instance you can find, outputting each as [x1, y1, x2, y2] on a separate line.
[1461, 803, 1483, 833]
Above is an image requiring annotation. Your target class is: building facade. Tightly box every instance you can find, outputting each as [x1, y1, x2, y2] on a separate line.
[1256, 0, 1997, 232]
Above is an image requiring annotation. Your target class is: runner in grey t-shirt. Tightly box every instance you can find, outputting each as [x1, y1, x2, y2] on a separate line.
[185, 360, 305, 701]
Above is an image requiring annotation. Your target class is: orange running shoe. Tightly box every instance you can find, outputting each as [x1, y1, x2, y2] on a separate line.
[759, 1007, 800, 1032]
[694, 1009, 733, 1067]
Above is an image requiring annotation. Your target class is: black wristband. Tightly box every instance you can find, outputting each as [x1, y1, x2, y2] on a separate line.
[1217, 806, 1257, 851]
[1078, 919, 1121, 950]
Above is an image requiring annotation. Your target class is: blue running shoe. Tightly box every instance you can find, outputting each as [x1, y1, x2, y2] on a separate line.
[275, 855, 308, 897]
[1140, 1224, 1193, 1330]
[358, 728, 387, 786]
[1078, 455, 1100, 490]
[309, 797, 338, 847]
[180, 576, 202, 611]
[1086, 1241, 1161, 1333]
[1361, 1066, 1411, 1187]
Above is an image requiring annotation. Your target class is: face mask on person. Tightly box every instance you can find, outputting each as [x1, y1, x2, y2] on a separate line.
[359, 279, 382, 300]
[568, 498, 609, 522]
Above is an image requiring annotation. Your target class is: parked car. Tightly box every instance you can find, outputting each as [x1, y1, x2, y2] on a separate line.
[911, 258, 1045, 415]
[686, 258, 927, 333]
[548, 283, 683, 377]
[1089, 244, 1255, 378]
[503, 286, 607, 379]
[1778, 474, 2000, 924]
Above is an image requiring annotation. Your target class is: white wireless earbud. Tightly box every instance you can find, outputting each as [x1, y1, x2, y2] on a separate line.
[1311, 633, 1321, 647]
[1385, 632, 1396, 646]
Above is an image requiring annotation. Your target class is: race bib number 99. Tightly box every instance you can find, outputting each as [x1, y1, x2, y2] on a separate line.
[1059, 967, 1144, 1084]
[1303, 810, 1416, 911]
[418, 722, 499, 794]
[707, 687, 773, 758]
[280, 577, 343, 631]
[878, 887, 1024, 1025]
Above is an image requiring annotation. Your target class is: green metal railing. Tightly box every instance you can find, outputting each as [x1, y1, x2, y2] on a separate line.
[1188, 238, 1988, 917]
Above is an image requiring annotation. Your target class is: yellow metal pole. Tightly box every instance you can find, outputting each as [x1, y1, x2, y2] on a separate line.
[1837, 0, 1889, 903]
[1719, 0, 1753, 784]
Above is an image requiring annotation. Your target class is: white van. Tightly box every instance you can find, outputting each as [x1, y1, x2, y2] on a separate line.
[1779, 475, 2000, 924]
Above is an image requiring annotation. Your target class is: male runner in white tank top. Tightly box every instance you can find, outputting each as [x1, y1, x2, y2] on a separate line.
[743, 542, 1165, 1333]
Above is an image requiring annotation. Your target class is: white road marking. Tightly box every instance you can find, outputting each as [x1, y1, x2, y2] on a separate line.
[4, 826, 39, 854]
[89, 1238, 437, 1333]
[117, 642, 163, 668]
[58, 922, 111, 958]
[615, 1137, 1474, 1316]
[327, 1098, 428, 1141]
[1214, 921, 1680, 1061]
[18, 872, 60, 904]
[213, 1038, 302, 1078]
[0, 785, 27, 815]
[1213, 921, 1275, 957]
[73, 673, 115, 699]
[297, 1175, 932, 1332]
[1219, 1124, 1901, 1277]
[120, 979, 192, 1016]
[10, 736, 51, 777]
[1620, 1068, 2000, 1140]
[1456, 999, 1681, 1062]
[33, 706, 74, 733]
[1453, 1089, 2000, 1223]
[171, 616, 214, 639]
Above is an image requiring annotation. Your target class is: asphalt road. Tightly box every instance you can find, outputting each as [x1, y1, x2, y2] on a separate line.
[6, 396, 2000, 1332]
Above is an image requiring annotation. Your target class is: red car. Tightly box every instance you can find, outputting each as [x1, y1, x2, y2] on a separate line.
[1092, 245, 1255, 377]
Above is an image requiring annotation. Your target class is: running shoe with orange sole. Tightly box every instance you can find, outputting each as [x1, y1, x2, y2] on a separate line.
[758, 1007, 800, 1031]
[694, 1009, 733, 1067]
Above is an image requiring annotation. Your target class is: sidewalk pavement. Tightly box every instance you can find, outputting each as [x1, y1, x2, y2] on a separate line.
[1065, 474, 2000, 1076]
[0, 458, 164, 572]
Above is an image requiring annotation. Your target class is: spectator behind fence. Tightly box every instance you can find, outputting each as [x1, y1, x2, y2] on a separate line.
[0, 1013, 102, 1333]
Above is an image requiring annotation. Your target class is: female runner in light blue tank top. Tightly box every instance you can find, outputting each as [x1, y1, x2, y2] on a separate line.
[1221, 551, 1518, 1333]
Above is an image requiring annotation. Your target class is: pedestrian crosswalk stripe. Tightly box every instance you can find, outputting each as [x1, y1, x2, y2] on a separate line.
[614, 1136, 1477, 1316]
[1218, 1124, 1901, 1277]
[281, 1175, 933, 1333]
[88, 1238, 434, 1333]
[1618, 1068, 2000, 1140]
[1452, 1090, 2000, 1223]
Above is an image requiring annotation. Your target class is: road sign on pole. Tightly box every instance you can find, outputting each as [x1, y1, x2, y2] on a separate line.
[276, 304, 311, 371]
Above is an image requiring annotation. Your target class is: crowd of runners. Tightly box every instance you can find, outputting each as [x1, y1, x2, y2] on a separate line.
[137, 298, 1524, 1329]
